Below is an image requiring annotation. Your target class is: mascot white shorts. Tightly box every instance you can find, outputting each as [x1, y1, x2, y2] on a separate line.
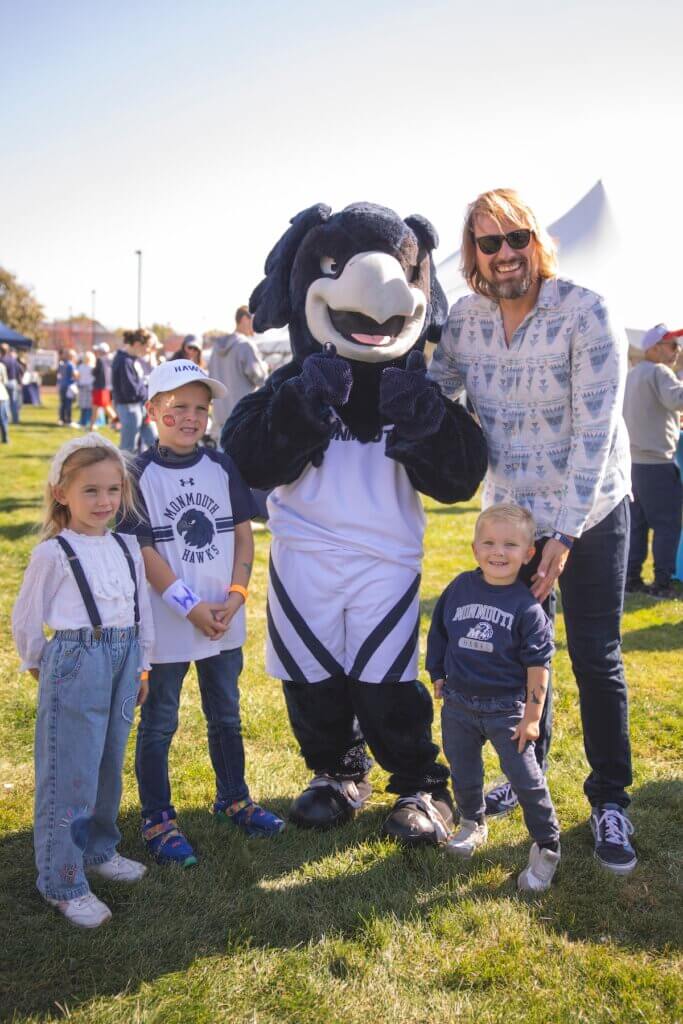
[266, 541, 420, 684]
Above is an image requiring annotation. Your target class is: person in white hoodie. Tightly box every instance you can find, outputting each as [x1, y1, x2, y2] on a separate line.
[207, 307, 268, 441]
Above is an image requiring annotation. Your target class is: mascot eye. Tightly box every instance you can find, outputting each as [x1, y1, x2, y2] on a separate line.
[320, 256, 339, 276]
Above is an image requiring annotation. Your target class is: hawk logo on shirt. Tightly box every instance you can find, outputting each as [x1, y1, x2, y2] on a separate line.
[177, 509, 215, 549]
[466, 622, 494, 642]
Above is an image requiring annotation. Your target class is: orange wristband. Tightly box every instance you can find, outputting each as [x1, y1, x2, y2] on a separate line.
[229, 584, 248, 603]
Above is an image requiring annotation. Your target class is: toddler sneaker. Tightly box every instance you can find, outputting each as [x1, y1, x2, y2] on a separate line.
[142, 809, 198, 867]
[213, 798, 286, 838]
[87, 853, 147, 883]
[445, 818, 488, 858]
[517, 843, 561, 892]
[484, 781, 519, 818]
[45, 891, 112, 929]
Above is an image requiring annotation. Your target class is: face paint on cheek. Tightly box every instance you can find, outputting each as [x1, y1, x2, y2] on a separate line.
[162, 414, 176, 427]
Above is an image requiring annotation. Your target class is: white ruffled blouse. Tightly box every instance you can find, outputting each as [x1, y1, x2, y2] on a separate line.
[12, 529, 155, 671]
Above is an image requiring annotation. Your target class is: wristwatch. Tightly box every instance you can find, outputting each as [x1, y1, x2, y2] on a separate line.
[552, 531, 574, 550]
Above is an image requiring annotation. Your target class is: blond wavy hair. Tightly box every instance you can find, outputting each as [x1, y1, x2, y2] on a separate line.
[461, 189, 558, 299]
[475, 503, 536, 546]
[41, 445, 139, 540]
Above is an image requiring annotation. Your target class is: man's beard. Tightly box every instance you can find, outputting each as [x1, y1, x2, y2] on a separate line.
[488, 258, 535, 300]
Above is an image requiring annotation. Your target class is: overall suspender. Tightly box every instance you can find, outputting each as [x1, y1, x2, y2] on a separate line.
[55, 534, 139, 638]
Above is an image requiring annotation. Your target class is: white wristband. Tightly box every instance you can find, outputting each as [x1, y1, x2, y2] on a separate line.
[162, 579, 201, 618]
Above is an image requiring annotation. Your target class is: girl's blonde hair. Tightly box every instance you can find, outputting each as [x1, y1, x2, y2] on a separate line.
[461, 189, 558, 300]
[475, 503, 536, 546]
[41, 444, 139, 540]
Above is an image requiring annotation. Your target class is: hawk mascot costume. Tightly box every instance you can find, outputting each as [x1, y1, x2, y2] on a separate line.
[222, 202, 487, 845]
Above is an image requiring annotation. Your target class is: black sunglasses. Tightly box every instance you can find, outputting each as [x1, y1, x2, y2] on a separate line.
[473, 229, 532, 255]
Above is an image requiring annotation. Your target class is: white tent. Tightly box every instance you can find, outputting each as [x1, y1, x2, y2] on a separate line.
[436, 180, 644, 346]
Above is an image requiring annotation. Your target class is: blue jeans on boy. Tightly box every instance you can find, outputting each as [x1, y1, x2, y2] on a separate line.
[441, 691, 560, 845]
[135, 648, 249, 817]
[34, 627, 141, 900]
[628, 462, 683, 586]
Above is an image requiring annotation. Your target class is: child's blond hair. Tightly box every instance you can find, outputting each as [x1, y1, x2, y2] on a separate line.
[41, 443, 139, 540]
[475, 503, 536, 546]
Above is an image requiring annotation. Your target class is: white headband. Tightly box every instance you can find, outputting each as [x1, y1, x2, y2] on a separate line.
[48, 434, 126, 486]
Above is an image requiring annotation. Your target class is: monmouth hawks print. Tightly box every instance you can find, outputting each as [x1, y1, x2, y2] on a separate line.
[154, 484, 235, 564]
[126, 448, 252, 665]
[222, 201, 487, 846]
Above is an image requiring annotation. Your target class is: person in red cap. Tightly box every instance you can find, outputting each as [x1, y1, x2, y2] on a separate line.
[623, 324, 683, 598]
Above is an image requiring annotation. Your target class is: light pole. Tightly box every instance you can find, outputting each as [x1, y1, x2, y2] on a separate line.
[91, 290, 96, 350]
[135, 250, 142, 328]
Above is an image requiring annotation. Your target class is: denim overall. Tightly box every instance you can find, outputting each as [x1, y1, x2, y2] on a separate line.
[34, 534, 142, 900]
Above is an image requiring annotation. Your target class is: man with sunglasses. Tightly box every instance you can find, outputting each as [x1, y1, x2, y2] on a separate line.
[428, 188, 637, 875]
[623, 324, 683, 599]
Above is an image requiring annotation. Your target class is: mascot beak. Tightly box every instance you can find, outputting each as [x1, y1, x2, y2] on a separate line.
[305, 251, 427, 363]
[328, 252, 418, 324]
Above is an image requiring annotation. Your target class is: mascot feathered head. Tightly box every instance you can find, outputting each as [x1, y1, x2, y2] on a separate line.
[249, 202, 447, 365]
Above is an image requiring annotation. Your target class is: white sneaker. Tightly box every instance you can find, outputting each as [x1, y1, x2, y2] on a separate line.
[87, 853, 147, 883]
[445, 818, 488, 858]
[45, 891, 112, 928]
[517, 843, 561, 892]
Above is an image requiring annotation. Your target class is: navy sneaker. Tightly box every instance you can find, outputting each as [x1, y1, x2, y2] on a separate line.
[214, 798, 285, 838]
[484, 781, 519, 818]
[142, 809, 198, 867]
[590, 804, 637, 875]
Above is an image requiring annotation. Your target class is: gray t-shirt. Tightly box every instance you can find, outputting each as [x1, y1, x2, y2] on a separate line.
[623, 360, 683, 464]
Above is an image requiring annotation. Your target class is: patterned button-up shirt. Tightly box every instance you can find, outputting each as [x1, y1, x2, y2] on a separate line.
[428, 277, 631, 538]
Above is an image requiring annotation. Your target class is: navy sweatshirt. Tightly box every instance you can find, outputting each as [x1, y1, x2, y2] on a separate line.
[112, 349, 146, 405]
[426, 570, 553, 699]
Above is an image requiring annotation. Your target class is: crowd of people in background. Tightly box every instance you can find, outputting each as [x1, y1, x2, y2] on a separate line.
[2, 307, 681, 591]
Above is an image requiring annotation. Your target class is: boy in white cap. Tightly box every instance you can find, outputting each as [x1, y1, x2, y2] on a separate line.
[623, 325, 683, 598]
[119, 360, 285, 866]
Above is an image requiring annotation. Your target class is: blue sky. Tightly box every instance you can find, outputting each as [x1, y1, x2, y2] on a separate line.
[2, 0, 682, 333]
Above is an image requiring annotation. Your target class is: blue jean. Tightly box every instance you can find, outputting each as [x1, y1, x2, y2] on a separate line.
[628, 462, 683, 586]
[135, 648, 248, 817]
[33, 627, 141, 900]
[58, 390, 73, 425]
[0, 399, 9, 442]
[6, 379, 20, 424]
[517, 497, 633, 808]
[115, 402, 156, 453]
[442, 691, 560, 844]
[559, 497, 633, 807]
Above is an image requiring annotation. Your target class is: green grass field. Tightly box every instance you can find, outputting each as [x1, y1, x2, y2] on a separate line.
[0, 399, 681, 1024]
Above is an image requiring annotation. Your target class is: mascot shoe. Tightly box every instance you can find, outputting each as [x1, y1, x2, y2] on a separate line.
[381, 789, 454, 847]
[289, 774, 372, 829]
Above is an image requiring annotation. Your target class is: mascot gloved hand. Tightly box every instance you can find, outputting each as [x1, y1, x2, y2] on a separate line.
[222, 202, 487, 847]
[379, 350, 445, 440]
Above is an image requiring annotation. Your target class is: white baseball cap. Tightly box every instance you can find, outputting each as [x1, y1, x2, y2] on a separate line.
[147, 359, 227, 401]
[638, 324, 683, 351]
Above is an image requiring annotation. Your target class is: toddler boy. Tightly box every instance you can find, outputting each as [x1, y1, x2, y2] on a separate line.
[120, 359, 284, 866]
[427, 503, 560, 891]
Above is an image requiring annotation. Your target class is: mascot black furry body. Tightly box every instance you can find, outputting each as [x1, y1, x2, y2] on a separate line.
[223, 202, 487, 845]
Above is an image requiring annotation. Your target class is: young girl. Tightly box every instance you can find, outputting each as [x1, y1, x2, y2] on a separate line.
[12, 434, 155, 928]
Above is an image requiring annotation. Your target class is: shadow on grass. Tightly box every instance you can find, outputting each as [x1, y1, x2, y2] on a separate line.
[623, 622, 683, 652]
[0, 519, 38, 541]
[4, 452, 53, 461]
[1, 779, 681, 1020]
[426, 505, 472, 516]
[0, 497, 43, 514]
